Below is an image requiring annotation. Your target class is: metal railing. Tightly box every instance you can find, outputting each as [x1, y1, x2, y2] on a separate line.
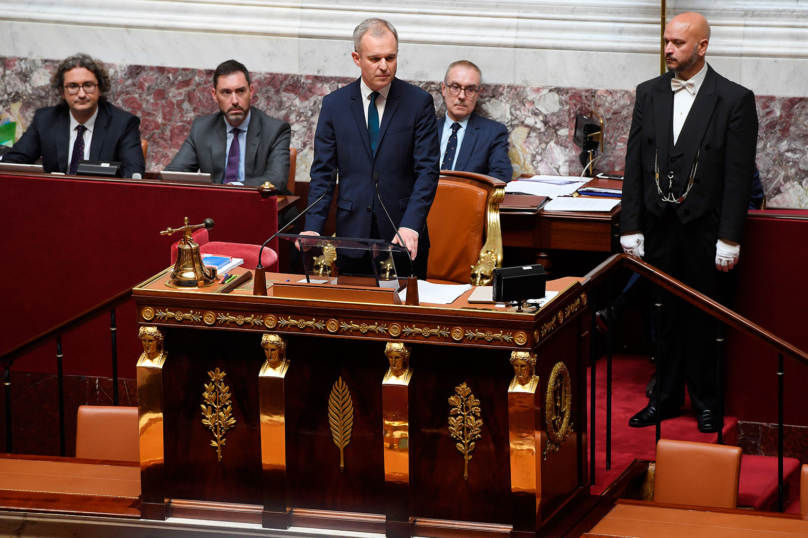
[0, 288, 133, 455]
[584, 253, 808, 511]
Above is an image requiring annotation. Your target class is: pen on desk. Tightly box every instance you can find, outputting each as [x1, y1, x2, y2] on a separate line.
[224, 274, 238, 284]
[220, 273, 230, 283]
[215, 271, 253, 294]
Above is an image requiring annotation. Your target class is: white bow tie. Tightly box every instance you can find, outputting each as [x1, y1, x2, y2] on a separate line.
[671, 78, 696, 95]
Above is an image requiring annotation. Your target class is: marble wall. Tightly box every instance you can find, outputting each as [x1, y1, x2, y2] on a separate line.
[2, 56, 806, 208]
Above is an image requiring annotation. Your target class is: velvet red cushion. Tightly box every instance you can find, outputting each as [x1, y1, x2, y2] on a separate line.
[200, 242, 277, 271]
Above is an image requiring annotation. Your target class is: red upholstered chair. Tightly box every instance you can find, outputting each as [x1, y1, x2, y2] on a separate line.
[76, 405, 140, 463]
[426, 170, 506, 285]
[654, 439, 742, 509]
[801, 464, 808, 515]
[170, 228, 278, 270]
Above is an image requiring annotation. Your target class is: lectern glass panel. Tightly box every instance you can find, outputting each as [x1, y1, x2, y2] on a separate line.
[277, 233, 408, 288]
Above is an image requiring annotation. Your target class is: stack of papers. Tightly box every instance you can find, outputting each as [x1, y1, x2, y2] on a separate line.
[505, 176, 588, 198]
[399, 281, 472, 305]
[543, 197, 620, 212]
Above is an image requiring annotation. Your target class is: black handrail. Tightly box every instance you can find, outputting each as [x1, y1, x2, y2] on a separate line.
[1, 287, 133, 454]
[584, 253, 808, 511]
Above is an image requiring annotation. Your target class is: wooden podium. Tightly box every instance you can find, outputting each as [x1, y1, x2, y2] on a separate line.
[132, 269, 590, 537]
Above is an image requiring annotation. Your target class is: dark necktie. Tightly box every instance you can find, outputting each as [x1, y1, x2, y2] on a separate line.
[69, 124, 87, 175]
[224, 128, 242, 184]
[441, 122, 461, 170]
[368, 92, 380, 156]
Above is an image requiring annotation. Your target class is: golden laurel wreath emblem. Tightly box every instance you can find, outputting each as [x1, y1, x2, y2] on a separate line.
[544, 361, 573, 459]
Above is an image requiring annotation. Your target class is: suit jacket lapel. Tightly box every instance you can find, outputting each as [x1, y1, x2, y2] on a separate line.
[454, 112, 478, 171]
[211, 115, 227, 183]
[376, 78, 400, 158]
[653, 72, 674, 169]
[55, 107, 70, 173]
[349, 79, 373, 160]
[89, 103, 109, 161]
[676, 65, 718, 174]
[245, 111, 260, 178]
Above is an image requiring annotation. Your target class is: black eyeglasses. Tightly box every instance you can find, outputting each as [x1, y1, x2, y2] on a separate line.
[446, 84, 479, 97]
[64, 83, 98, 95]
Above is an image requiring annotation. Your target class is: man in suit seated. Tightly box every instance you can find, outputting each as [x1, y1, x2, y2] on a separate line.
[165, 60, 291, 191]
[438, 61, 513, 182]
[300, 18, 440, 280]
[2, 53, 145, 178]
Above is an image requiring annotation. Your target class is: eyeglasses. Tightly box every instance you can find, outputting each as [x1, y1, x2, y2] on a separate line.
[64, 83, 98, 95]
[446, 84, 479, 97]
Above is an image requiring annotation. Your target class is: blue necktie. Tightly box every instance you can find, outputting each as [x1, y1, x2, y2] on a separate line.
[224, 128, 241, 184]
[368, 92, 380, 156]
[441, 122, 461, 170]
[69, 124, 87, 175]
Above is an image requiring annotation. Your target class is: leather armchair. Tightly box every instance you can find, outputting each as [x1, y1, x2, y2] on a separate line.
[170, 227, 278, 271]
[654, 439, 742, 509]
[426, 170, 506, 285]
[76, 405, 140, 462]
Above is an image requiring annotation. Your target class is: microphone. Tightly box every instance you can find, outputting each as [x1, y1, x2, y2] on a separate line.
[253, 168, 338, 295]
[372, 172, 419, 306]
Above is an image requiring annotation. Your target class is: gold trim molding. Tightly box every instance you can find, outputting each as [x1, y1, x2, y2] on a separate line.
[201, 368, 237, 462]
[340, 321, 388, 334]
[448, 382, 483, 481]
[402, 324, 450, 339]
[155, 308, 201, 323]
[278, 316, 326, 331]
[465, 329, 514, 343]
[217, 313, 264, 326]
[544, 362, 573, 459]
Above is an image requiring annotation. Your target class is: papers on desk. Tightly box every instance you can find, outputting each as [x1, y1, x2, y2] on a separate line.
[543, 197, 621, 212]
[505, 178, 587, 198]
[399, 281, 472, 305]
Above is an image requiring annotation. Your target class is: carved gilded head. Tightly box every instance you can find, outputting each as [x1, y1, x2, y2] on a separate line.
[510, 351, 536, 386]
[261, 334, 287, 368]
[138, 326, 164, 360]
[384, 342, 410, 377]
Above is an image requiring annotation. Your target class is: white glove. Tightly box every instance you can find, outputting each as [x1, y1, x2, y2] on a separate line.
[620, 233, 645, 258]
[715, 239, 740, 272]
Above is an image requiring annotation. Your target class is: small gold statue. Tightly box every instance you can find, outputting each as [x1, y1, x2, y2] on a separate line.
[378, 255, 396, 280]
[138, 326, 166, 365]
[384, 342, 411, 378]
[312, 242, 338, 277]
[261, 334, 288, 370]
[510, 351, 537, 386]
[160, 217, 217, 287]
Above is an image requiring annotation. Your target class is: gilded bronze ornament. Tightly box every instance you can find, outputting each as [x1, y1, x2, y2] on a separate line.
[217, 313, 264, 326]
[448, 383, 483, 481]
[203, 311, 216, 326]
[277, 316, 326, 331]
[389, 323, 402, 337]
[509, 351, 538, 391]
[451, 327, 464, 342]
[340, 321, 388, 334]
[312, 243, 338, 277]
[201, 368, 237, 462]
[544, 362, 573, 459]
[141, 307, 155, 321]
[265, 315, 278, 329]
[470, 250, 498, 286]
[261, 334, 288, 371]
[154, 309, 202, 323]
[326, 319, 340, 333]
[138, 326, 166, 366]
[514, 332, 528, 346]
[402, 325, 450, 339]
[465, 329, 513, 343]
[384, 342, 411, 379]
[328, 377, 354, 471]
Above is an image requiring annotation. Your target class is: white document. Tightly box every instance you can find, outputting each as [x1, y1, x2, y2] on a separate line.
[399, 281, 472, 305]
[505, 179, 587, 198]
[522, 175, 585, 185]
[543, 197, 620, 212]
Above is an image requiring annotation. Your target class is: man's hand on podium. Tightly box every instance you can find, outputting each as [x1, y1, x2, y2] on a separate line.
[393, 228, 419, 260]
[296, 231, 320, 251]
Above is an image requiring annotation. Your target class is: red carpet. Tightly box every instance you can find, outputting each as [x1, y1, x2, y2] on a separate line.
[587, 355, 801, 510]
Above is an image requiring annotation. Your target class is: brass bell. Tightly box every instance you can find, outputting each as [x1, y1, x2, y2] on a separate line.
[160, 217, 217, 287]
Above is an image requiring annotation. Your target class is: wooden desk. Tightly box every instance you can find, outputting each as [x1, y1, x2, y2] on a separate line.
[587, 500, 808, 537]
[132, 270, 590, 537]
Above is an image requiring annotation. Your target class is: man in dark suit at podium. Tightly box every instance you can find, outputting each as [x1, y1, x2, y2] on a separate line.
[2, 53, 145, 178]
[620, 12, 758, 433]
[301, 18, 440, 279]
[165, 60, 291, 191]
[438, 60, 513, 182]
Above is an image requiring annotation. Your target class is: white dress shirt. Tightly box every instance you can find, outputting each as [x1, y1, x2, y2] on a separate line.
[67, 108, 98, 172]
[439, 116, 470, 170]
[360, 78, 391, 127]
[224, 110, 251, 185]
[672, 63, 708, 145]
